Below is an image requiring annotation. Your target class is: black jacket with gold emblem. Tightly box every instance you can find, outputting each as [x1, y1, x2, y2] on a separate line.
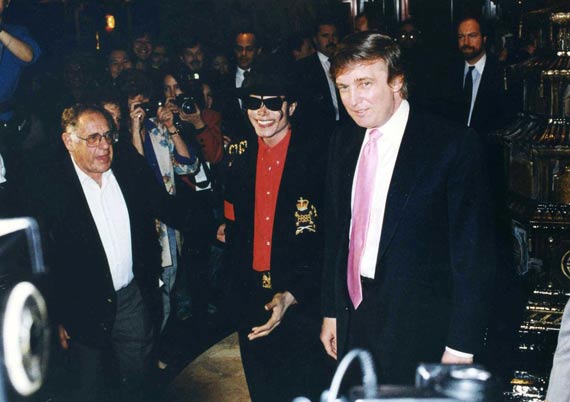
[224, 124, 326, 331]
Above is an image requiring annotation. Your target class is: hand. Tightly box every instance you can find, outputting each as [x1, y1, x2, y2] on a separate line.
[441, 349, 473, 364]
[248, 291, 297, 341]
[179, 103, 205, 130]
[58, 325, 71, 350]
[216, 223, 226, 243]
[320, 317, 337, 359]
[129, 104, 146, 133]
[157, 105, 175, 130]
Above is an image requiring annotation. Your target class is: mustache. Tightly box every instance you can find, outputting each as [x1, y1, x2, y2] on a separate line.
[326, 43, 336, 49]
[461, 45, 474, 51]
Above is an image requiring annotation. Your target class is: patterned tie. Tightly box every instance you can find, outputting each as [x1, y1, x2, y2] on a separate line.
[347, 128, 381, 309]
[463, 65, 475, 125]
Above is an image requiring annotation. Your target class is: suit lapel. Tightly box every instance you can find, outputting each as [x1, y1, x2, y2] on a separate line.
[339, 125, 366, 228]
[377, 108, 428, 260]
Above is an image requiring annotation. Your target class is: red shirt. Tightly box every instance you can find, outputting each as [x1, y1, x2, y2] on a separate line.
[252, 129, 291, 271]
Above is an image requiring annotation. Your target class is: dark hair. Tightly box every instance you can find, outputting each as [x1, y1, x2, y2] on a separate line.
[284, 31, 311, 54]
[117, 69, 154, 100]
[330, 31, 408, 99]
[314, 15, 339, 35]
[131, 28, 154, 42]
[61, 104, 114, 133]
[106, 46, 132, 64]
[178, 36, 202, 55]
[457, 15, 487, 37]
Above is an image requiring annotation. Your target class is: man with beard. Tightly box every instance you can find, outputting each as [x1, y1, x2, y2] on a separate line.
[444, 16, 511, 134]
[295, 18, 347, 136]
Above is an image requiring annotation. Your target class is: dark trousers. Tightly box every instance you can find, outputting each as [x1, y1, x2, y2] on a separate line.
[237, 280, 333, 402]
[60, 281, 154, 402]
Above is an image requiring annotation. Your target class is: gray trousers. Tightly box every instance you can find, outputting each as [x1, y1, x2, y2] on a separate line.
[61, 281, 154, 402]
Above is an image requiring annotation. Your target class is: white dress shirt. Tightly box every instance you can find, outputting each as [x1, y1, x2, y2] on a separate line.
[464, 53, 486, 127]
[317, 51, 340, 121]
[72, 160, 133, 291]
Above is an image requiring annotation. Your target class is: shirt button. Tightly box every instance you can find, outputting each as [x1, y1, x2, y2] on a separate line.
[268, 167, 272, 171]
[265, 217, 270, 221]
[107, 298, 112, 303]
[266, 191, 270, 195]
[266, 241, 270, 246]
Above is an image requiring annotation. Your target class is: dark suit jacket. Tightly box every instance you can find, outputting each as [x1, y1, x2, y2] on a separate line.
[24, 142, 189, 347]
[295, 53, 347, 135]
[322, 106, 497, 383]
[443, 55, 512, 135]
[224, 126, 326, 333]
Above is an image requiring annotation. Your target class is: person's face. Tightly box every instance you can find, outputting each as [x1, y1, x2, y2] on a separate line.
[203, 83, 214, 109]
[108, 50, 132, 79]
[234, 33, 259, 70]
[355, 16, 369, 32]
[246, 95, 296, 147]
[293, 38, 315, 61]
[398, 24, 419, 49]
[151, 45, 168, 68]
[314, 24, 338, 57]
[62, 111, 113, 183]
[133, 34, 152, 61]
[102, 102, 121, 130]
[457, 19, 486, 63]
[181, 45, 204, 72]
[212, 55, 229, 75]
[336, 59, 403, 129]
[163, 75, 183, 101]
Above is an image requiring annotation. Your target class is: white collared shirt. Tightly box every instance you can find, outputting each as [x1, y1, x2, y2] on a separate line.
[317, 51, 340, 121]
[72, 159, 133, 291]
[464, 53, 486, 127]
[236, 67, 250, 109]
[350, 100, 409, 279]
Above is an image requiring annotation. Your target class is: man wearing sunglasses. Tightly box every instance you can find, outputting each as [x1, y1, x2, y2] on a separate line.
[219, 65, 332, 402]
[23, 104, 196, 402]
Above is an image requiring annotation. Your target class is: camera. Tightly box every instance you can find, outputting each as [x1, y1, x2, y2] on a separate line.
[173, 94, 197, 115]
[137, 100, 164, 117]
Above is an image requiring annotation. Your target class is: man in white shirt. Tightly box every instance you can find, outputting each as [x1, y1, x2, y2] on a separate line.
[320, 32, 496, 385]
[27, 104, 186, 402]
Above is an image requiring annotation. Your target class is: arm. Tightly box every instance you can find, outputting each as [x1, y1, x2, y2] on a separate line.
[157, 105, 198, 173]
[129, 103, 146, 156]
[0, 26, 39, 64]
[445, 129, 496, 356]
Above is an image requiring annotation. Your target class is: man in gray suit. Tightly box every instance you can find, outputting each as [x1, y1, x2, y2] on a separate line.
[547, 299, 570, 402]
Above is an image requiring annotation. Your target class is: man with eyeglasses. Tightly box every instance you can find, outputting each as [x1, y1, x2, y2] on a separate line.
[24, 104, 191, 402]
[218, 63, 332, 402]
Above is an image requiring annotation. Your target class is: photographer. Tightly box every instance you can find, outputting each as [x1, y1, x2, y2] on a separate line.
[162, 70, 226, 318]
[118, 69, 198, 338]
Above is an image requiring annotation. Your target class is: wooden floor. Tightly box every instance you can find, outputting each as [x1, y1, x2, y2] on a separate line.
[164, 333, 251, 402]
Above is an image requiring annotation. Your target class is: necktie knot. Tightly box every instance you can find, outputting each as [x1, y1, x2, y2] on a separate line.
[368, 128, 381, 140]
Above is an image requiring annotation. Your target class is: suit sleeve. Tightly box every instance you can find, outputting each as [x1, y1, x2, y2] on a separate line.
[446, 129, 496, 354]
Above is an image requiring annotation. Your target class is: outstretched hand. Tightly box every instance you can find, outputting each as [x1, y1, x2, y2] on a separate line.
[248, 291, 297, 341]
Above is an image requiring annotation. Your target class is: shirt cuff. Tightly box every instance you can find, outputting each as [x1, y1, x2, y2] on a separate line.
[445, 346, 473, 359]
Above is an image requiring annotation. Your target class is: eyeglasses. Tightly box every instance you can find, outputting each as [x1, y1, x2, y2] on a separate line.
[243, 96, 285, 111]
[73, 130, 119, 147]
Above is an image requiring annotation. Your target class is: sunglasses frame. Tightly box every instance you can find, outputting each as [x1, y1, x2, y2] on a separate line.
[243, 96, 286, 111]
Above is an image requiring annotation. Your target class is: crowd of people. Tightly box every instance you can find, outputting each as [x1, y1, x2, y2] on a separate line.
[3, 1, 564, 401]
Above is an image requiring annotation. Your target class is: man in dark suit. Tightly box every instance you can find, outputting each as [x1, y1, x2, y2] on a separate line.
[25, 105, 189, 402]
[220, 66, 332, 402]
[320, 32, 497, 385]
[295, 18, 347, 135]
[445, 16, 512, 135]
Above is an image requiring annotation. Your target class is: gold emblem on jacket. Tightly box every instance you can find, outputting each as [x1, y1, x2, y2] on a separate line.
[295, 197, 317, 235]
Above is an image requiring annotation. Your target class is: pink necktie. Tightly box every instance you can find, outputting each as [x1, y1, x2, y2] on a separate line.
[347, 129, 381, 309]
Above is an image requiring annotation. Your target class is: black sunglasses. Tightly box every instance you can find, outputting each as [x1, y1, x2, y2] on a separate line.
[243, 96, 285, 111]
